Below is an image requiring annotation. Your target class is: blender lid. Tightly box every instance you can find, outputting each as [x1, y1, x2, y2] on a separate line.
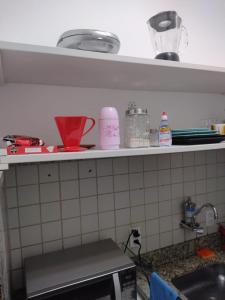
[57, 29, 120, 54]
[147, 11, 182, 32]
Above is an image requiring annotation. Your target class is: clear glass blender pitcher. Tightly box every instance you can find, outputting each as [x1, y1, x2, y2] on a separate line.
[147, 11, 188, 61]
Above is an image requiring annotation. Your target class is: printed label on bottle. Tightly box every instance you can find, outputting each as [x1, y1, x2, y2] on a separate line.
[159, 127, 171, 145]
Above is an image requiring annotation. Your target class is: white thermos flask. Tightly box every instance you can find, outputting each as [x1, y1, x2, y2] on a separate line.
[99, 107, 120, 150]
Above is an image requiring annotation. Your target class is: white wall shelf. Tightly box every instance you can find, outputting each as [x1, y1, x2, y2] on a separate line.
[0, 143, 225, 166]
[1, 41, 225, 93]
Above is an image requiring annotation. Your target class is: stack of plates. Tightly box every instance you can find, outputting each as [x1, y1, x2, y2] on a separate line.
[172, 128, 225, 145]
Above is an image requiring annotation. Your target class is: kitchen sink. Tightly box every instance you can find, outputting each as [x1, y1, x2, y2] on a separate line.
[172, 263, 225, 300]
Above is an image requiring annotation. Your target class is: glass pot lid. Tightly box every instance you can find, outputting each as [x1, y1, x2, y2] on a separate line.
[57, 29, 120, 54]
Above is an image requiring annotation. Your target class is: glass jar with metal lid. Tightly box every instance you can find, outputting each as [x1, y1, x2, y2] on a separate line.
[125, 102, 150, 148]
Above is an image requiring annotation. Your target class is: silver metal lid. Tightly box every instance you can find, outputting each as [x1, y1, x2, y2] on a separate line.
[126, 102, 148, 115]
[57, 29, 120, 54]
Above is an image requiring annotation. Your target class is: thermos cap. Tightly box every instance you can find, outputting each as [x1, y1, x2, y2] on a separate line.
[100, 107, 119, 120]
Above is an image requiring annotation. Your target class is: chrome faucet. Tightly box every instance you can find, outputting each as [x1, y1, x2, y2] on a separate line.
[191, 203, 218, 224]
[180, 198, 218, 235]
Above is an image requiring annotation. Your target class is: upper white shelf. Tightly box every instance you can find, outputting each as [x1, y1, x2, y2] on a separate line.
[1, 41, 225, 93]
[1, 143, 225, 166]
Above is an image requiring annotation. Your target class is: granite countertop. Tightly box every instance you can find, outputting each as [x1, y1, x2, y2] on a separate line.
[137, 249, 225, 300]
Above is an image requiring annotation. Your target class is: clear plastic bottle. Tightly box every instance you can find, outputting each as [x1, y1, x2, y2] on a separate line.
[159, 112, 172, 146]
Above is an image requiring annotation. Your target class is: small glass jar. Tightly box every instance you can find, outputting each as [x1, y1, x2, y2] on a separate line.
[150, 129, 159, 146]
[125, 102, 150, 148]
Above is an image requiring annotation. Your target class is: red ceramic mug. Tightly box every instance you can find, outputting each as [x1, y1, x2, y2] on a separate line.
[55, 116, 95, 148]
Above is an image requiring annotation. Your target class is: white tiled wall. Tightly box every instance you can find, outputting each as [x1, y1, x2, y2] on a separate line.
[4, 150, 225, 291]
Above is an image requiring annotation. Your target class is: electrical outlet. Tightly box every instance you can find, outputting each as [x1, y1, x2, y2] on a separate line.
[206, 210, 215, 227]
[129, 227, 141, 248]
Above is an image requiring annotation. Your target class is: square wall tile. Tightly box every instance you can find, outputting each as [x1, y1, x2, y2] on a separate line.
[114, 175, 129, 192]
[195, 165, 206, 180]
[22, 244, 42, 259]
[183, 152, 194, 167]
[195, 151, 206, 165]
[207, 164, 217, 178]
[207, 178, 217, 192]
[43, 240, 63, 254]
[59, 161, 78, 181]
[116, 208, 130, 226]
[172, 198, 183, 214]
[146, 219, 159, 236]
[145, 187, 158, 204]
[143, 155, 158, 171]
[98, 194, 114, 212]
[42, 221, 62, 242]
[131, 206, 145, 223]
[39, 163, 59, 183]
[206, 150, 217, 164]
[159, 216, 172, 233]
[7, 208, 19, 229]
[61, 180, 79, 200]
[82, 232, 99, 244]
[81, 196, 97, 215]
[130, 189, 145, 206]
[144, 171, 158, 188]
[97, 176, 113, 194]
[184, 182, 195, 196]
[79, 178, 97, 197]
[129, 173, 143, 190]
[113, 158, 128, 174]
[196, 180, 206, 195]
[6, 187, 17, 208]
[171, 183, 183, 199]
[100, 228, 116, 241]
[147, 235, 159, 251]
[158, 170, 171, 186]
[217, 150, 225, 163]
[97, 159, 113, 177]
[19, 205, 41, 227]
[116, 225, 130, 243]
[99, 211, 115, 230]
[5, 166, 16, 187]
[171, 168, 183, 183]
[79, 160, 96, 178]
[40, 182, 60, 203]
[41, 202, 61, 222]
[145, 203, 159, 220]
[129, 157, 143, 173]
[158, 154, 170, 170]
[17, 164, 38, 185]
[63, 236, 81, 249]
[115, 191, 129, 209]
[9, 229, 21, 249]
[184, 167, 195, 182]
[62, 217, 81, 238]
[171, 153, 183, 168]
[160, 231, 173, 248]
[173, 229, 185, 244]
[62, 199, 80, 219]
[158, 200, 171, 217]
[20, 225, 42, 247]
[18, 185, 39, 206]
[81, 214, 98, 233]
[158, 185, 171, 202]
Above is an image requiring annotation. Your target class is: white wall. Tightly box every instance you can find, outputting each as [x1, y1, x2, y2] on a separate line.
[0, 0, 225, 66]
[0, 84, 225, 146]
